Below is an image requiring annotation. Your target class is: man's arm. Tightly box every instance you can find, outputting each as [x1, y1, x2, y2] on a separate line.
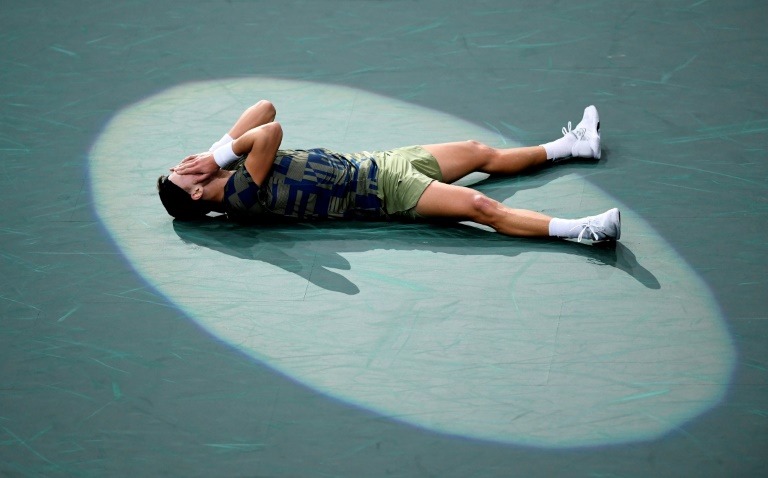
[173, 100, 277, 178]
[227, 100, 276, 141]
[236, 122, 283, 186]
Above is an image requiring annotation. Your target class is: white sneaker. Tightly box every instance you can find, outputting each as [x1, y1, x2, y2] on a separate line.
[563, 105, 601, 159]
[573, 207, 620, 242]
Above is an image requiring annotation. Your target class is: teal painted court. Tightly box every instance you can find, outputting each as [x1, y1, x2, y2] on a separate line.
[1, 1, 766, 477]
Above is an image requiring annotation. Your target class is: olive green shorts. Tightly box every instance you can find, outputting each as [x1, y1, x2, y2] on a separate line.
[373, 145, 443, 219]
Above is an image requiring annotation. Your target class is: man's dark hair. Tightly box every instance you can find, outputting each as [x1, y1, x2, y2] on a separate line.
[157, 175, 213, 220]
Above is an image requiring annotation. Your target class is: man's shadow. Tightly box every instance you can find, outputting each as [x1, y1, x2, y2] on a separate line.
[172, 161, 660, 295]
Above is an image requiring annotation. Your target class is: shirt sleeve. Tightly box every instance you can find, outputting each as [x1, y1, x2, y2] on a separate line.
[222, 166, 268, 222]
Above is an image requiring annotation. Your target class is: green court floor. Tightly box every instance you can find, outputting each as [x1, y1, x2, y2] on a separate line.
[1, 1, 766, 477]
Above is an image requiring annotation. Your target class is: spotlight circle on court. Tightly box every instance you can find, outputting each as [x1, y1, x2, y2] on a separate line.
[89, 78, 734, 448]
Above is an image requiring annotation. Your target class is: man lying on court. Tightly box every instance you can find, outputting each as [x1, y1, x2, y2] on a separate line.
[158, 100, 620, 242]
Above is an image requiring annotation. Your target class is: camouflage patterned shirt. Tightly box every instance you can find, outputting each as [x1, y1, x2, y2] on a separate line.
[222, 148, 383, 222]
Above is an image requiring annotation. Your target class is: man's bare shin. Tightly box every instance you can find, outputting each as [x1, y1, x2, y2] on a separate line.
[489, 206, 552, 237]
[471, 194, 550, 237]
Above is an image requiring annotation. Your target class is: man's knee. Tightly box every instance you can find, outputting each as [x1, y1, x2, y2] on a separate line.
[469, 193, 501, 225]
[465, 140, 498, 162]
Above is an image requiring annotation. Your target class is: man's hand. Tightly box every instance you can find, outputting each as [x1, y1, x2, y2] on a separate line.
[171, 152, 219, 181]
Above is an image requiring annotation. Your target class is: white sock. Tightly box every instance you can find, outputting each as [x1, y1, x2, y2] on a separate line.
[548, 217, 583, 239]
[540, 133, 576, 161]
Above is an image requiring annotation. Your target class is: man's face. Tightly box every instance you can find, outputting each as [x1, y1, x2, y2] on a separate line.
[168, 171, 203, 195]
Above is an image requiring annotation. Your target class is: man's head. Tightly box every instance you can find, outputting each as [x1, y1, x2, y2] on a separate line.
[157, 172, 213, 220]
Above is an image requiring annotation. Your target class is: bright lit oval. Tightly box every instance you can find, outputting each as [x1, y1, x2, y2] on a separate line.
[89, 78, 734, 448]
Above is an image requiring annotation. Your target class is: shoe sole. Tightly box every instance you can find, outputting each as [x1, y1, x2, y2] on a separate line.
[587, 105, 601, 159]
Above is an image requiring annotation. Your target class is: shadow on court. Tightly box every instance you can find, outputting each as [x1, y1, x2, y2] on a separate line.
[172, 215, 658, 296]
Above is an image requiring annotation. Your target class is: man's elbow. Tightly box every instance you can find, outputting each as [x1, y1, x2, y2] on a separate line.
[263, 121, 283, 146]
[267, 120, 282, 135]
[252, 99, 276, 121]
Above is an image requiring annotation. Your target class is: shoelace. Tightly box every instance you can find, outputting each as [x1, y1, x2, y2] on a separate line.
[562, 121, 587, 140]
[571, 220, 603, 242]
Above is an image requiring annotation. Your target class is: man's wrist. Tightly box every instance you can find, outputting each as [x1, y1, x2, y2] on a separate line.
[213, 142, 239, 168]
[209, 133, 234, 152]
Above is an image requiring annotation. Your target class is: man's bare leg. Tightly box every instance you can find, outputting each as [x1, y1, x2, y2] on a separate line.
[414, 181, 622, 241]
[422, 106, 601, 183]
[414, 181, 551, 237]
[422, 141, 548, 183]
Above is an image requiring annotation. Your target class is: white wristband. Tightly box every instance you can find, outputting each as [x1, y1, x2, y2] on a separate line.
[209, 133, 234, 152]
[213, 142, 239, 168]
